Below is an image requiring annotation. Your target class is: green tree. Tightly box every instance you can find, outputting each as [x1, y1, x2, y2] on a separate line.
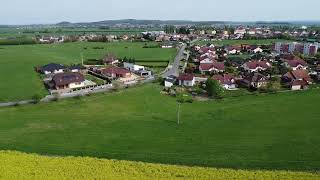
[205, 79, 225, 98]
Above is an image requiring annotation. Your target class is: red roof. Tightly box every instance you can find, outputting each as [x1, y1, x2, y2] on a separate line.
[212, 74, 235, 85]
[285, 59, 307, 68]
[284, 70, 312, 82]
[244, 60, 271, 69]
[177, 73, 194, 81]
[199, 62, 225, 71]
[101, 66, 130, 76]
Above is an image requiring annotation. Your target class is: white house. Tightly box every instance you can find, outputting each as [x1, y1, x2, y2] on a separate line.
[242, 61, 271, 73]
[253, 47, 263, 53]
[164, 75, 176, 88]
[124, 62, 145, 71]
[177, 73, 195, 87]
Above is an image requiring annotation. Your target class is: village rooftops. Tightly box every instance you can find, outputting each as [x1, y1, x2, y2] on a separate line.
[243, 60, 271, 70]
[212, 74, 235, 85]
[199, 62, 225, 71]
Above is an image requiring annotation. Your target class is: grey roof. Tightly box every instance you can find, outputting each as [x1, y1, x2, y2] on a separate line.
[40, 63, 65, 73]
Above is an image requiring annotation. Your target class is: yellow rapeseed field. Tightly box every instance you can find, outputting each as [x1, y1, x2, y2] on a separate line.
[0, 151, 319, 180]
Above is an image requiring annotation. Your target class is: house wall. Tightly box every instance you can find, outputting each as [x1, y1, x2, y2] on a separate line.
[179, 79, 195, 87]
[165, 81, 174, 88]
[69, 82, 85, 89]
[124, 63, 145, 71]
[292, 85, 302, 90]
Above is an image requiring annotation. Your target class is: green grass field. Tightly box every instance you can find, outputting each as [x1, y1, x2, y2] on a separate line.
[0, 84, 319, 171]
[0, 42, 176, 101]
[1, 151, 318, 180]
[198, 39, 291, 46]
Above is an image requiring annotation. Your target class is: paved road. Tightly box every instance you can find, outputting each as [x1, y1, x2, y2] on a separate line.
[162, 39, 199, 78]
[163, 44, 187, 78]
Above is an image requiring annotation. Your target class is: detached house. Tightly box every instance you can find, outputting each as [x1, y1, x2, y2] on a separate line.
[103, 54, 119, 65]
[283, 59, 308, 70]
[164, 75, 177, 88]
[242, 73, 268, 88]
[39, 63, 65, 74]
[177, 73, 195, 87]
[212, 74, 237, 90]
[199, 62, 225, 74]
[69, 65, 86, 73]
[49, 72, 85, 90]
[225, 45, 242, 54]
[101, 66, 131, 78]
[282, 70, 312, 90]
[242, 60, 271, 73]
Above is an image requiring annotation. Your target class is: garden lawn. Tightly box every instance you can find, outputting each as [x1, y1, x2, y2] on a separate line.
[0, 42, 176, 101]
[0, 84, 319, 171]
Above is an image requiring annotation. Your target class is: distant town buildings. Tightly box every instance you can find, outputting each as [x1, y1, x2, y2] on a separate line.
[274, 42, 319, 56]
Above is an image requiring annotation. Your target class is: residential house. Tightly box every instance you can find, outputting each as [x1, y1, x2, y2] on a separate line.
[49, 72, 85, 90]
[283, 59, 308, 70]
[242, 73, 268, 88]
[177, 73, 195, 87]
[252, 47, 263, 54]
[39, 63, 65, 75]
[123, 62, 152, 77]
[212, 74, 237, 90]
[225, 45, 241, 54]
[164, 75, 177, 88]
[199, 62, 225, 74]
[103, 54, 119, 65]
[101, 66, 131, 78]
[161, 41, 174, 48]
[69, 65, 86, 73]
[101, 66, 137, 83]
[242, 60, 271, 73]
[234, 27, 246, 35]
[282, 70, 312, 90]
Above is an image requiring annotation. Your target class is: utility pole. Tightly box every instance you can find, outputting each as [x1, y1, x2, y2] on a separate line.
[80, 52, 84, 66]
[177, 102, 181, 125]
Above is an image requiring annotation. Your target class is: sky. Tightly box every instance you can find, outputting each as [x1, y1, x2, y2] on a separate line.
[1, 0, 320, 25]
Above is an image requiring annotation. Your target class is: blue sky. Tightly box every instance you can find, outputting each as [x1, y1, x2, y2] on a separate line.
[1, 0, 320, 24]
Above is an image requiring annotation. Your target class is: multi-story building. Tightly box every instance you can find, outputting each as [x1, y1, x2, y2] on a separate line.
[274, 42, 319, 56]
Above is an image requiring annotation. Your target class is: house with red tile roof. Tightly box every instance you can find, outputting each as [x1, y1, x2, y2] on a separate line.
[212, 74, 237, 90]
[242, 60, 272, 73]
[177, 73, 195, 87]
[199, 62, 225, 74]
[283, 59, 308, 71]
[101, 66, 131, 78]
[282, 70, 312, 90]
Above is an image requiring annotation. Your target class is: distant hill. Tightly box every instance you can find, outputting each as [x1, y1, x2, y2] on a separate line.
[52, 19, 320, 27]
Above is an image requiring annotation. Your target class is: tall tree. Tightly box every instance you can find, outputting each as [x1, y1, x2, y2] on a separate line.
[205, 79, 225, 98]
